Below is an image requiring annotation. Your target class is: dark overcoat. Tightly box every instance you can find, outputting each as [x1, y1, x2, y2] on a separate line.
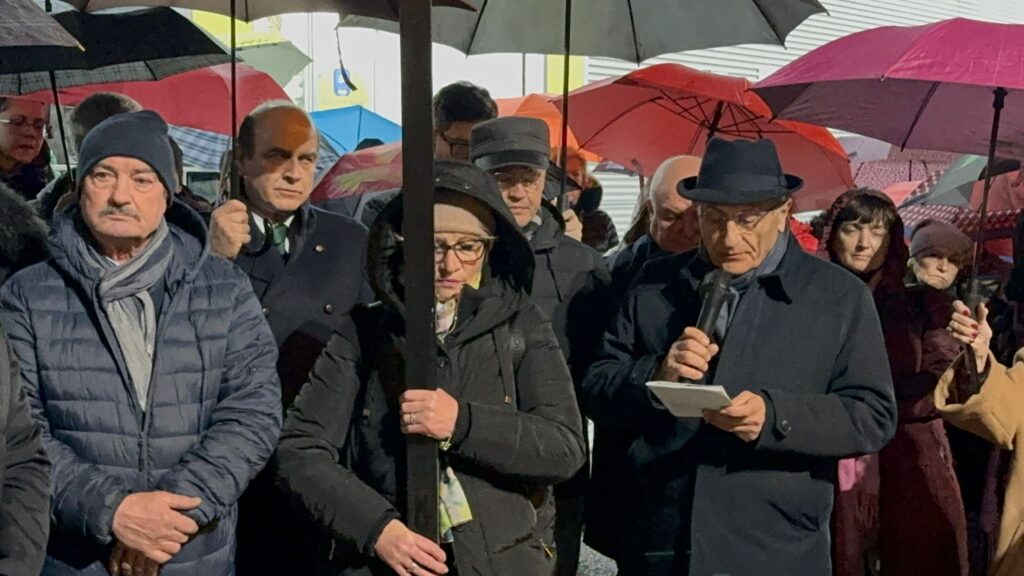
[229, 201, 371, 576]
[273, 179, 586, 576]
[581, 236, 897, 576]
[231, 202, 372, 407]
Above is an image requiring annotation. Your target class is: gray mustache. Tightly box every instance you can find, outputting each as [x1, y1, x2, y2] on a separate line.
[99, 206, 140, 220]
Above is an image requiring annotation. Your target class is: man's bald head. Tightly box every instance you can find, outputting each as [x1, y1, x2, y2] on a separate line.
[646, 155, 702, 253]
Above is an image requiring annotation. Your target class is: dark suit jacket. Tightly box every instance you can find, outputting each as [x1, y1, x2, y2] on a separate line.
[233, 202, 373, 408]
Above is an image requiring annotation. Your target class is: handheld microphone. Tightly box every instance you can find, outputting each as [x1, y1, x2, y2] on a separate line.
[683, 269, 733, 383]
[695, 269, 733, 342]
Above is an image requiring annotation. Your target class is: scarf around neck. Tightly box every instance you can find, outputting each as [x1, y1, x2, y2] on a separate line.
[76, 219, 173, 410]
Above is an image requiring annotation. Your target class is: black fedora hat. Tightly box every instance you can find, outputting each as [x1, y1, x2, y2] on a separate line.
[678, 138, 802, 204]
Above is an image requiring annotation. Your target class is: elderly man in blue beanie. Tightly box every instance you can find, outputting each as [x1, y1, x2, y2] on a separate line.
[0, 110, 282, 576]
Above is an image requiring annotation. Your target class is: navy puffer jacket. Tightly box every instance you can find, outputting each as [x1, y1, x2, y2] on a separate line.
[0, 201, 282, 576]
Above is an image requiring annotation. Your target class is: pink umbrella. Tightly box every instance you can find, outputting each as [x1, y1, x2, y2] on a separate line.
[556, 63, 854, 212]
[754, 18, 1024, 295]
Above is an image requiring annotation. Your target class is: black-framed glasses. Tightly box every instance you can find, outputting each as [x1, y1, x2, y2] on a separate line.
[437, 130, 470, 158]
[433, 237, 495, 264]
[0, 115, 51, 138]
[490, 169, 545, 190]
[696, 199, 788, 232]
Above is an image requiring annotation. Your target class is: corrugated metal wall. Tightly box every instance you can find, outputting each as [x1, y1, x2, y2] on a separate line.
[586, 0, 1024, 240]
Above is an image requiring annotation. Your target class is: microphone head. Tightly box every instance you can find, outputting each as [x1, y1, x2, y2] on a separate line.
[699, 269, 733, 299]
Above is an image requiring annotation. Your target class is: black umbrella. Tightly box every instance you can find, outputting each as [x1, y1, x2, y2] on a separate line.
[0, 0, 82, 72]
[0, 5, 230, 179]
[342, 0, 826, 205]
[64, 0, 472, 21]
[0, 6, 230, 94]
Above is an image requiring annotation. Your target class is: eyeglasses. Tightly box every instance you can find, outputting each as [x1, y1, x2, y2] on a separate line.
[434, 237, 495, 264]
[696, 200, 788, 232]
[491, 169, 544, 190]
[437, 130, 470, 158]
[0, 116, 51, 138]
[85, 167, 160, 193]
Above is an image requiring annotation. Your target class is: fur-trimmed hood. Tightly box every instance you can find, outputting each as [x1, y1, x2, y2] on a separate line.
[0, 181, 47, 285]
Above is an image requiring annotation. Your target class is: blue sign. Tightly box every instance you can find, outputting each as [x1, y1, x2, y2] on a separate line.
[333, 69, 352, 97]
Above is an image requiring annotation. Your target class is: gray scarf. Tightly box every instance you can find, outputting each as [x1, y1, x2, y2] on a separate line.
[714, 230, 789, 341]
[77, 221, 173, 411]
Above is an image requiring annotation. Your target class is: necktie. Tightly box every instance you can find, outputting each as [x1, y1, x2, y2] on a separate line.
[264, 220, 289, 255]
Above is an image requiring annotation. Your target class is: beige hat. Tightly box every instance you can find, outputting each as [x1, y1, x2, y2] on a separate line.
[434, 193, 496, 237]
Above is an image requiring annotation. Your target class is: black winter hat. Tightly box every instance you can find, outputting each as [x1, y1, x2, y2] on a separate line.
[678, 138, 802, 204]
[76, 110, 178, 195]
[469, 116, 550, 172]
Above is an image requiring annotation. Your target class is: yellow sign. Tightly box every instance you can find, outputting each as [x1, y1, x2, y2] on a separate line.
[545, 55, 585, 93]
[190, 11, 253, 40]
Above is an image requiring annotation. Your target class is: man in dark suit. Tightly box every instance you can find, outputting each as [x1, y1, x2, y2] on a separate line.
[207, 100, 371, 576]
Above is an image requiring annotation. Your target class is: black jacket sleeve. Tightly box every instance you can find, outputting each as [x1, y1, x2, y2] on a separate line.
[0, 330, 49, 576]
[450, 307, 587, 484]
[272, 315, 399, 556]
[580, 287, 669, 430]
[754, 287, 897, 458]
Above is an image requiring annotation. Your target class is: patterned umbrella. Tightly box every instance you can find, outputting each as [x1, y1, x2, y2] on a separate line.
[0, 0, 81, 73]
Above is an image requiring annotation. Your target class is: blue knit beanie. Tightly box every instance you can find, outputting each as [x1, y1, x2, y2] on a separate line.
[75, 110, 178, 195]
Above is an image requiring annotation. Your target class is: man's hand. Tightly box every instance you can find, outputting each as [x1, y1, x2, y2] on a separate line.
[562, 209, 583, 242]
[654, 327, 719, 382]
[373, 519, 448, 575]
[108, 542, 159, 576]
[399, 389, 458, 441]
[209, 199, 251, 259]
[111, 491, 202, 564]
[703, 391, 767, 442]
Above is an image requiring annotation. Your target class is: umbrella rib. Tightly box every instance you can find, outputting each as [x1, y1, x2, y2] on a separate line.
[577, 96, 660, 148]
[626, 0, 641, 64]
[900, 81, 940, 151]
[465, 0, 490, 54]
[750, 0, 784, 44]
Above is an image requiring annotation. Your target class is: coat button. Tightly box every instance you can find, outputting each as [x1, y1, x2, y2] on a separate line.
[779, 419, 792, 435]
[315, 244, 326, 253]
[437, 357, 448, 368]
[261, 306, 270, 317]
[323, 304, 334, 314]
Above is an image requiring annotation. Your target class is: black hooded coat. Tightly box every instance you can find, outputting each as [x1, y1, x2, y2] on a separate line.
[0, 181, 47, 286]
[273, 163, 587, 576]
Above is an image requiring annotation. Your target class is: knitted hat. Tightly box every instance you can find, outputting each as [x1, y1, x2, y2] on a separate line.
[76, 110, 178, 195]
[909, 219, 972, 259]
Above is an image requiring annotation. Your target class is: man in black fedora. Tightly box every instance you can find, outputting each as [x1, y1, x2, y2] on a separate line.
[581, 138, 897, 576]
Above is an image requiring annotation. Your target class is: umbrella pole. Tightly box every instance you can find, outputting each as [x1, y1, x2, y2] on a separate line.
[227, 0, 239, 202]
[400, 0, 439, 542]
[556, 0, 572, 211]
[48, 73, 72, 179]
[42, 2, 72, 178]
[963, 86, 1007, 394]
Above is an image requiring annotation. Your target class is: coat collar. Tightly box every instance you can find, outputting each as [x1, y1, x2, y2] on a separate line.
[242, 200, 316, 256]
[677, 235, 801, 305]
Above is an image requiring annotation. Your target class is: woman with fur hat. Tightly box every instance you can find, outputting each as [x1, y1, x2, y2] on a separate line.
[820, 188, 969, 576]
[274, 160, 586, 576]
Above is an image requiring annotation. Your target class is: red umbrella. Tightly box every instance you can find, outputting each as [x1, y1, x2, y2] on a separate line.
[556, 63, 854, 212]
[495, 94, 600, 161]
[26, 63, 286, 135]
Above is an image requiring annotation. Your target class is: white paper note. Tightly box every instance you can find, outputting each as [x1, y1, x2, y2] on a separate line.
[645, 381, 733, 418]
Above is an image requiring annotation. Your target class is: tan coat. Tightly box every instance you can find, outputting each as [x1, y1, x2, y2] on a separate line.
[936, 351, 1024, 576]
